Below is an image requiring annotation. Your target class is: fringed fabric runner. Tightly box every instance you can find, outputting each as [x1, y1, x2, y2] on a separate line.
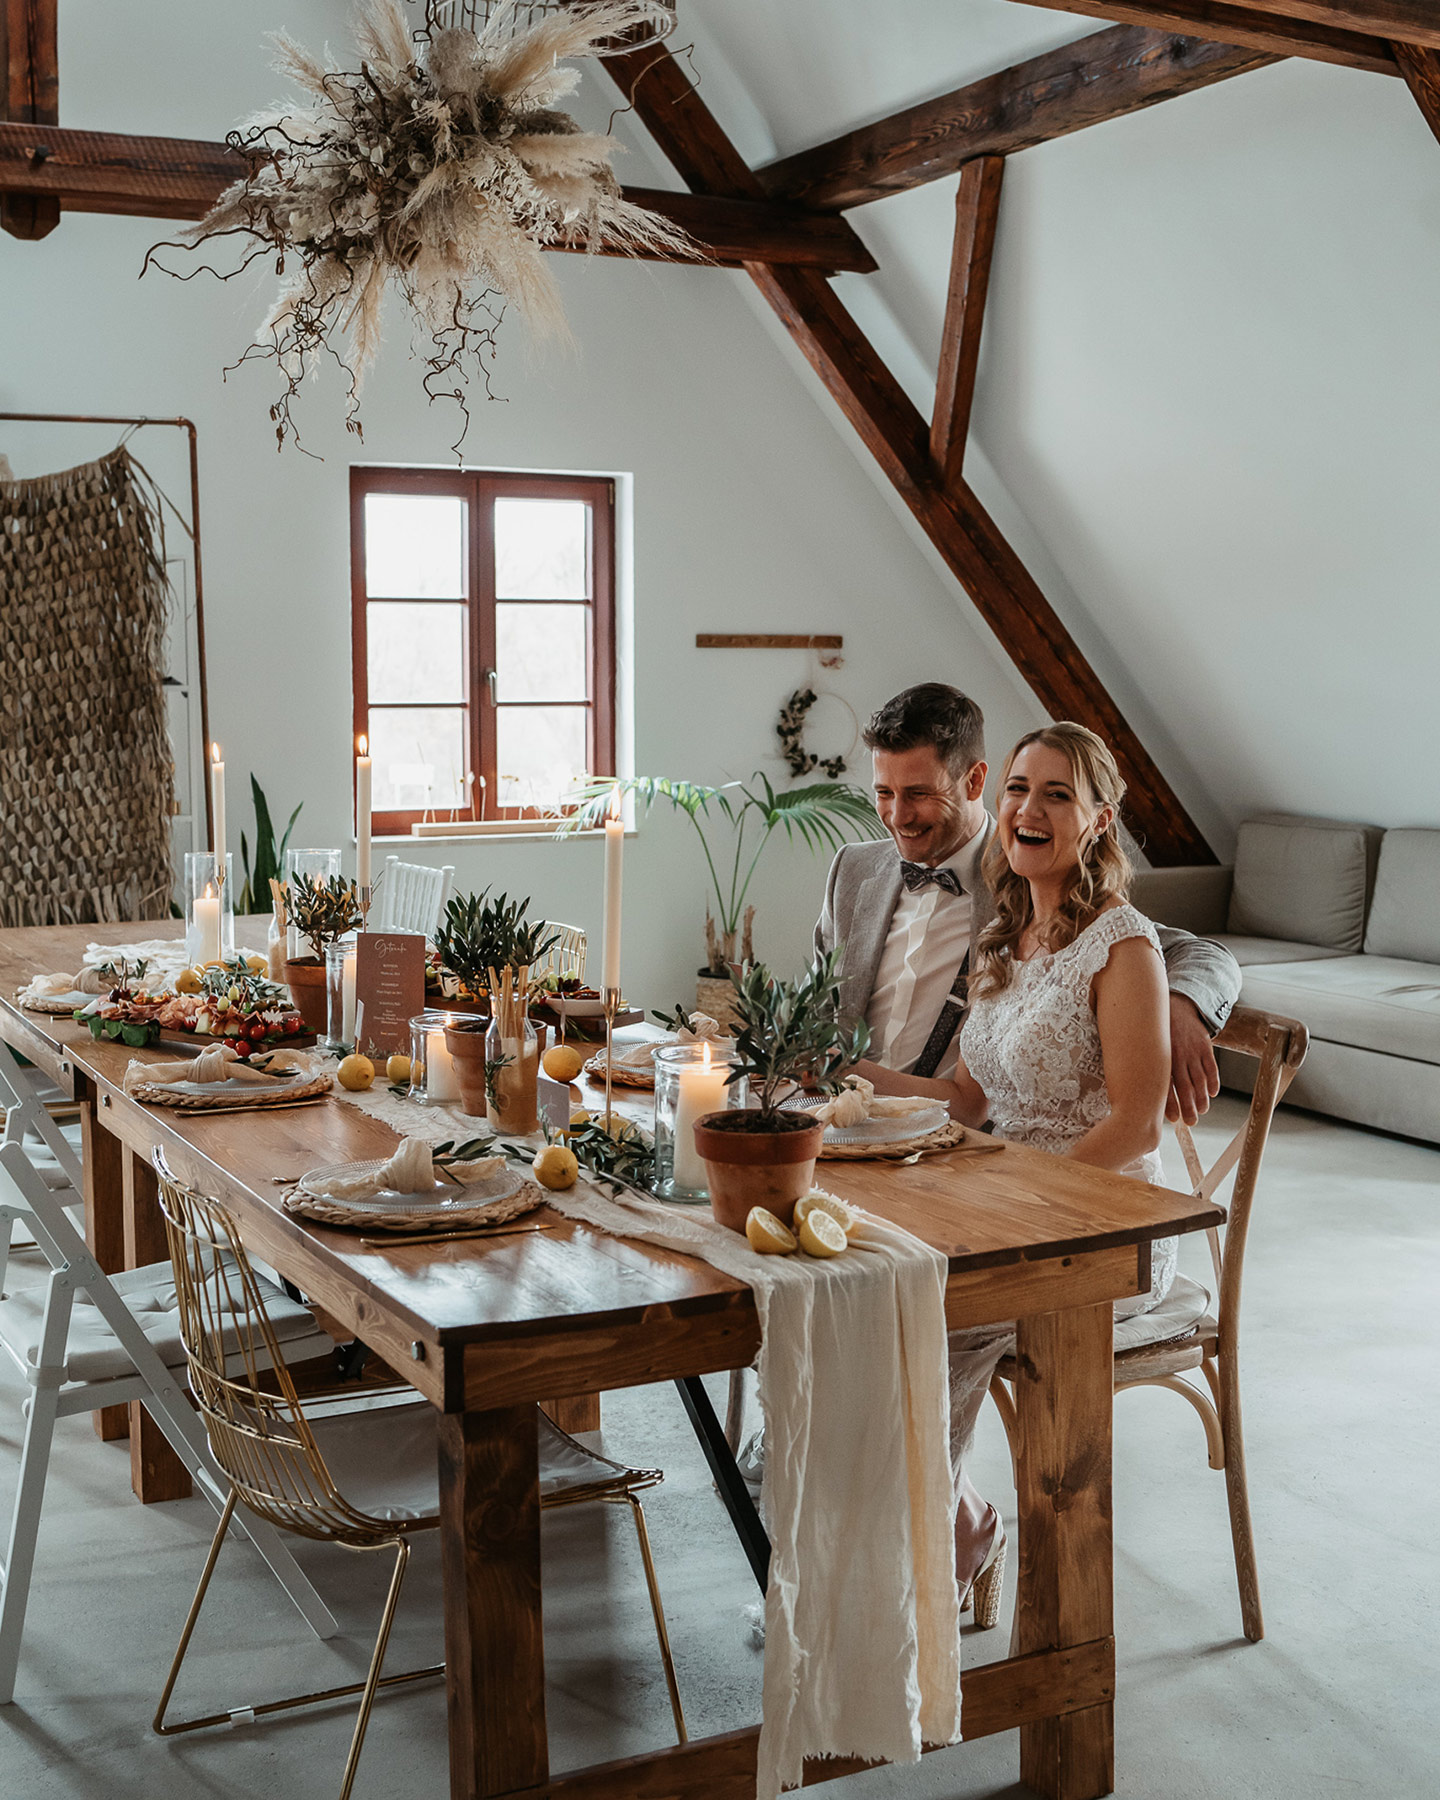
[0, 448, 174, 926]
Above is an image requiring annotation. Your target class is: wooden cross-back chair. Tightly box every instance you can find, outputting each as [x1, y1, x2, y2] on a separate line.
[536, 921, 587, 985]
[988, 1003, 1309, 1644]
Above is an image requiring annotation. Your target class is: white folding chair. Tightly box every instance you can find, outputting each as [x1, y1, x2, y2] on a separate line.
[369, 858, 453, 938]
[0, 1107, 340, 1705]
[535, 921, 587, 985]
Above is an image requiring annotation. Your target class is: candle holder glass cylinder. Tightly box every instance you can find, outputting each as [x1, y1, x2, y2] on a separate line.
[324, 933, 359, 1055]
[653, 1045, 747, 1202]
[183, 852, 235, 968]
[408, 1010, 462, 1105]
[282, 848, 342, 960]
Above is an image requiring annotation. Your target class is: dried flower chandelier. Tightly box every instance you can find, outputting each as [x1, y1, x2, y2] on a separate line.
[146, 0, 695, 450]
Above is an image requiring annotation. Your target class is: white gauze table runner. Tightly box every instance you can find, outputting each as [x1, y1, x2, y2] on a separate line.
[328, 1083, 965, 1793]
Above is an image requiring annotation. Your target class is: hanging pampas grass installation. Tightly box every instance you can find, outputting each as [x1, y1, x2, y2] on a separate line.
[147, 0, 698, 450]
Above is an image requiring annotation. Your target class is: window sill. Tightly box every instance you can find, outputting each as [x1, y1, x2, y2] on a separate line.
[372, 827, 633, 846]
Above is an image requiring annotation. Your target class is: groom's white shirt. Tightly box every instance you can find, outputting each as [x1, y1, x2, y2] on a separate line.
[866, 817, 991, 1079]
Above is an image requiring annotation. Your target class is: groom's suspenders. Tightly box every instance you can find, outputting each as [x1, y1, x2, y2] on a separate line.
[911, 948, 971, 1080]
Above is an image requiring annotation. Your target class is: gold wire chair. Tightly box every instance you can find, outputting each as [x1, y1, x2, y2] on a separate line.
[151, 1152, 686, 1800]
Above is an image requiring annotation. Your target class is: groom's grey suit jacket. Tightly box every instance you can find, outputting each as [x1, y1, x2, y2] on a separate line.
[814, 827, 1240, 1044]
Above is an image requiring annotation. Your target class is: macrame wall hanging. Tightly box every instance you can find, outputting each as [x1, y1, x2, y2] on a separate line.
[0, 448, 175, 926]
[146, 0, 698, 452]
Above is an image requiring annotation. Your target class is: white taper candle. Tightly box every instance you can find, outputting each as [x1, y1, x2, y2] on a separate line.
[602, 785, 624, 994]
[356, 735, 372, 896]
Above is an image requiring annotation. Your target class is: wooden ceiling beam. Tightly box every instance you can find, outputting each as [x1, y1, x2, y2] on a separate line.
[1006, 1, 1397, 75]
[1393, 41, 1440, 143]
[760, 27, 1280, 211]
[0, 122, 877, 269]
[1, 0, 59, 240]
[931, 155, 1006, 490]
[607, 42, 1216, 865]
[1254, 0, 1440, 49]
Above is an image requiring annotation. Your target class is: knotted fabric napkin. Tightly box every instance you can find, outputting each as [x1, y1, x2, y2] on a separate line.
[17, 968, 107, 1005]
[610, 1011, 733, 1071]
[813, 1075, 943, 1129]
[121, 1045, 319, 1097]
[542, 1179, 963, 1798]
[302, 1136, 504, 1203]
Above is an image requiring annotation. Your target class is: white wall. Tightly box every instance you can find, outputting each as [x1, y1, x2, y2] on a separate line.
[0, 0, 1041, 1002]
[700, 0, 1440, 853]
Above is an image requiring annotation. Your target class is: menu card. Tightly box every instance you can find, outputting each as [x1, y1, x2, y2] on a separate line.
[354, 931, 427, 1060]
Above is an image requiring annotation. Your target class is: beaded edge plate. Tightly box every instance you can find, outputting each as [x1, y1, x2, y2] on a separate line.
[284, 1162, 543, 1233]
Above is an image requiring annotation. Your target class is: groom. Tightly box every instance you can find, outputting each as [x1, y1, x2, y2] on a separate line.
[815, 684, 1240, 1124]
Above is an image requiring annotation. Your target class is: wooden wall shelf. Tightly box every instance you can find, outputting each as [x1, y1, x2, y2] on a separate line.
[695, 634, 843, 649]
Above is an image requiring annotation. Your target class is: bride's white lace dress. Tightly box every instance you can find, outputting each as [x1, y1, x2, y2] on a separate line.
[959, 902, 1176, 1318]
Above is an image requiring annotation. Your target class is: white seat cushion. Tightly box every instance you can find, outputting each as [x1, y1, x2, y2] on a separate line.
[21, 1119, 84, 1190]
[1238, 954, 1440, 1067]
[1113, 1274, 1214, 1355]
[0, 1256, 332, 1387]
[311, 1406, 651, 1526]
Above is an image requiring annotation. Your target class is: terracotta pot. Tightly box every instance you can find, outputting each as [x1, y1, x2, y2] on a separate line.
[693, 1109, 824, 1232]
[284, 958, 328, 1036]
[442, 1022, 491, 1118]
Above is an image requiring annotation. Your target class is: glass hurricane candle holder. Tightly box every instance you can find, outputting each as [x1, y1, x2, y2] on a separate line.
[408, 1010, 463, 1105]
[283, 847, 342, 960]
[324, 933, 359, 1055]
[184, 852, 234, 968]
[653, 1044, 747, 1203]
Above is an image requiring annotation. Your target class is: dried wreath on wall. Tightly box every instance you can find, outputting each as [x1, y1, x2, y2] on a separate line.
[146, 0, 698, 450]
[776, 688, 850, 781]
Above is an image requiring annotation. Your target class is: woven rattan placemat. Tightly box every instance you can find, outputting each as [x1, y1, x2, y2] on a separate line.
[129, 1072, 334, 1110]
[818, 1120, 1005, 1161]
[283, 1178, 544, 1234]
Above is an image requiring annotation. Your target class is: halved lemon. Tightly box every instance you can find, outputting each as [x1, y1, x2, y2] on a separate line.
[745, 1207, 797, 1255]
[794, 1191, 858, 1239]
[797, 1210, 847, 1259]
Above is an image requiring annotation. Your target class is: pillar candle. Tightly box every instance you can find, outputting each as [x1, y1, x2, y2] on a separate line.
[341, 946, 358, 1043]
[602, 784, 624, 994]
[195, 886, 221, 965]
[356, 735, 372, 897]
[673, 1045, 730, 1191]
[209, 743, 225, 875]
[426, 1021, 459, 1102]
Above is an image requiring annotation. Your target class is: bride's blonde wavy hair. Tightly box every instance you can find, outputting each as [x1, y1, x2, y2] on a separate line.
[971, 722, 1132, 1000]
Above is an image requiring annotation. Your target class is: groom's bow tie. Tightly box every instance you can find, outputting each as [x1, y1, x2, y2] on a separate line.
[900, 861, 963, 897]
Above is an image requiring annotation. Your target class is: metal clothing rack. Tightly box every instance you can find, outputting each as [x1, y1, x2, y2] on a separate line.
[0, 411, 213, 843]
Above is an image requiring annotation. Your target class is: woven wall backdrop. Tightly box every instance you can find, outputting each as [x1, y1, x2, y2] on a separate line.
[0, 448, 175, 926]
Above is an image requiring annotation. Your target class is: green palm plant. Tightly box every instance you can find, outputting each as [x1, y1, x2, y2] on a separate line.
[561, 773, 884, 975]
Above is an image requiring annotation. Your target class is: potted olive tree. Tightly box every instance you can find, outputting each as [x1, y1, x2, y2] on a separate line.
[433, 890, 560, 1127]
[282, 873, 364, 1035]
[693, 949, 869, 1231]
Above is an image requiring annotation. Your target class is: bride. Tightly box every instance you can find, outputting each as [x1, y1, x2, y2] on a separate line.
[855, 721, 1174, 1626]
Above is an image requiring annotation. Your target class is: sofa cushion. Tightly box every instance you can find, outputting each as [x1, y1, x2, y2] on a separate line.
[1210, 933, 1347, 969]
[1228, 814, 1382, 952]
[1363, 830, 1440, 964]
[1238, 956, 1440, 1067]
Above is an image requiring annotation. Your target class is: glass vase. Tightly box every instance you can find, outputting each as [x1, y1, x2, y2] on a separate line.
[653, 1044, 747, 1202]
[485, 1015, 540, 1135]
[324, 934, 359, 1055]
[408, 1010, 463, 1105]
[283, 848, 341, 961]
[183, 852, 234, 968]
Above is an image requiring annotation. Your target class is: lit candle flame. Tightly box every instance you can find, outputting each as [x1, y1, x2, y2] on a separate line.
[210, 742, 221, 764]
[701, 1041, 711, 1072]
[606, 783, 622, 823]
[357, 734, 368, 757]
[204, 881, 216, 900]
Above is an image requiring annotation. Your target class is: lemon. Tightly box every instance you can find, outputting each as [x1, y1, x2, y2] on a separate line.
[797, 1210, 847, 1259]
[533, 1144, 579, 1191]
[386, 1053, 412, 1084]
[174, 967, 203, 995]
[244, 953, 268, 975]
[542, 1043, 584, 1083]
[337, 1053, 375, 1092]
[794, 1191, 858, 1239]
[745, 1207, 797, 1255]
[564, 1108, 591, 1135]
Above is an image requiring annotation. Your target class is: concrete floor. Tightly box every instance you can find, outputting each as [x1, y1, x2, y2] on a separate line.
[1, 1095, 1436, 1799]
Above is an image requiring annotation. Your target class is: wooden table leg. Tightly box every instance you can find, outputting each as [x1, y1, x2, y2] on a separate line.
[439, 1405, 547, 1800]
[1013, 1301, 1115, 1800]
[80, 1092, 128, 1442]
[121, 1150, 192, 1503]
[542, 1394, 601, 1434]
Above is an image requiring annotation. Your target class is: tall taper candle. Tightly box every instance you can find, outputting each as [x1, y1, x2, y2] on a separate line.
[356, 735, 372, 898]
[209, 743, 226, 877]
[602, 784, 624, 994]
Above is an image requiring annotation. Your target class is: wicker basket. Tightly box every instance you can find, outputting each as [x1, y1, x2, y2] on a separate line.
[695, 974, 741, 1033]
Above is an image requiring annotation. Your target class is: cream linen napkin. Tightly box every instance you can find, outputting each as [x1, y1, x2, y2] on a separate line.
[814, 1075, 940, 1128]
[542, 1179, 963, 1799]
[121, 1045, 319, 1097]
[610, 1011, 732, 1071]
[17, 972, 86, 1006]
[303, 1136, 505, 1203]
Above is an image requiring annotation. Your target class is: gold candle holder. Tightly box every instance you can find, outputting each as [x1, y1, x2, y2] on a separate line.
[602, 985, 621, 1136]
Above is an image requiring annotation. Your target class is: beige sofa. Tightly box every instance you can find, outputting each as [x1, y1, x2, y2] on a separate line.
[1131, 814, 1440, 1145]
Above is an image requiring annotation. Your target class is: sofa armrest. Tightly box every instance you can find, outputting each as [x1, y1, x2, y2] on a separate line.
[1130, 865, 1234, 937]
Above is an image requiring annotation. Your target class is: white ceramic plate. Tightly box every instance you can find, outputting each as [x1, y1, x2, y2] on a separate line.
[296, 1159, 525, 1217]
[789, 1093, 950, 1146]
[169, 1071, 299, 1096]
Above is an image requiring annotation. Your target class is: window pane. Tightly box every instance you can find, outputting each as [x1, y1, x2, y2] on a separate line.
[368, 707, 469, 813]
[365, 493, 465, 598]
[368, 602, 467, 704]
[496, 707, 589, 812]
[494, 498, 588, 599]
[495, 603, 588, 702]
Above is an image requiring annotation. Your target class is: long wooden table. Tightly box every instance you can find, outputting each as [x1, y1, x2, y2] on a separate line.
[0, 921, 1223, 1800]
